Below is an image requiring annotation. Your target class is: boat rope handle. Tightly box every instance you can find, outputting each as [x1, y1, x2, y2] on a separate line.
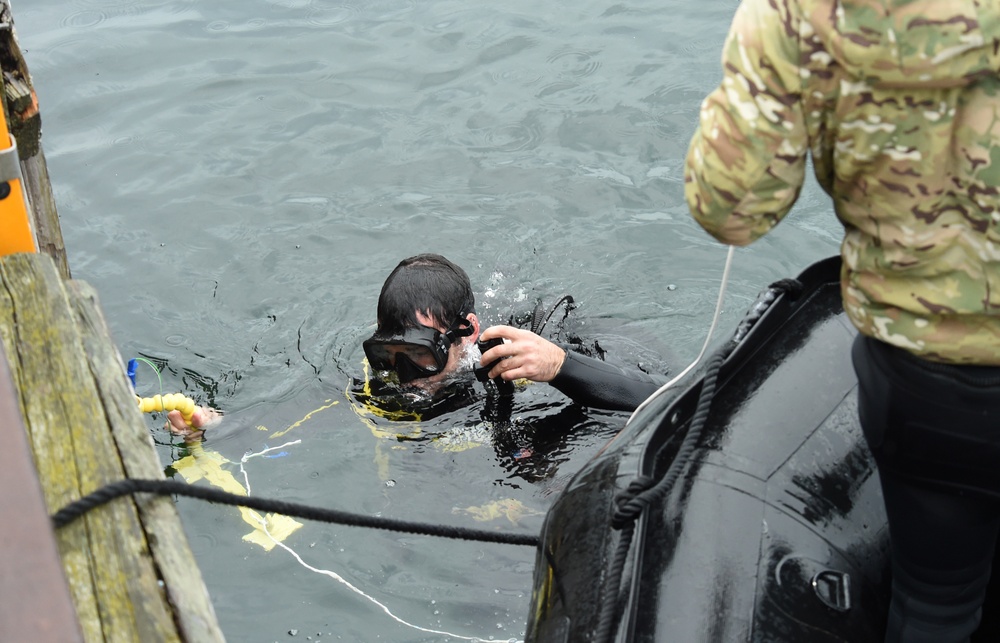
[596, 345, 731, 643]
[135, 393, 197, 427]
[597, 267, 806, 642]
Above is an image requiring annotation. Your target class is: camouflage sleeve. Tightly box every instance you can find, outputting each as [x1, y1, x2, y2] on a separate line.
[684, 0, 808, 247]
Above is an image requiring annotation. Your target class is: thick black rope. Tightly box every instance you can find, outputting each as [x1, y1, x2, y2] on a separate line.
[593, 345, 729, 643]
[733, 278, 803, 344]
[51, 478, 540, 548]
[592, 278, 802, 642]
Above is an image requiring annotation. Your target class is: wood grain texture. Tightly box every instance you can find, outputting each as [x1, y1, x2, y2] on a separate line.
[0, 253, 224, 642]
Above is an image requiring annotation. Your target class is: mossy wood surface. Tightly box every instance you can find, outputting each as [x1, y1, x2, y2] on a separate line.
[0, 252, 224, 642]
[0, 333, 82, 641]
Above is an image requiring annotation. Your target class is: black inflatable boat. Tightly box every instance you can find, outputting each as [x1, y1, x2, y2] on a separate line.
[526, 255, 891, 642]
[524, 254, 1000, 642]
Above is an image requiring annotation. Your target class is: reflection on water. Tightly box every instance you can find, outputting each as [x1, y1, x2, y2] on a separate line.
[19, 0, 842, 639]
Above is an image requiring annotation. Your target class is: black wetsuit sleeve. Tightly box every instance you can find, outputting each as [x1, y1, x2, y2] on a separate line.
[549, 349, 668, 412]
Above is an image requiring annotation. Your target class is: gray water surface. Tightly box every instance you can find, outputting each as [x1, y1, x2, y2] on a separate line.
[19, 1, 840, 640]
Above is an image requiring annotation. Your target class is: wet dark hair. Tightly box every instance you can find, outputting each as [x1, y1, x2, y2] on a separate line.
[376, 254, 475, 334]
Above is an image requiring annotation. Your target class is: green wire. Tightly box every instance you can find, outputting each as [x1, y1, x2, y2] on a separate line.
[133, 357, 164, 396]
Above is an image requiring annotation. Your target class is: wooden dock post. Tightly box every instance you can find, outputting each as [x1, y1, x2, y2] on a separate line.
[0, 4, 225, 639]
[0, 331, 82, 642]
[0, 252, 226, 642]
[0, 0, 70, 278]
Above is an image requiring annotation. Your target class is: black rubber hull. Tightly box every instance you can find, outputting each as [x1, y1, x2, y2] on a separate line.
[526, 256, 893, 642]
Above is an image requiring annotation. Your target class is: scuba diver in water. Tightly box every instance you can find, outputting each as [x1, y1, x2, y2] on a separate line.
[361, 253, 669, 413]
[686, 1, 1000, 641]
[168, 252, 668, 444]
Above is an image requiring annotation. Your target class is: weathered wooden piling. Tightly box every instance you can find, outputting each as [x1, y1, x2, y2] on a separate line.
[0, 329, 82, 642]
[0, 253, 226, 642]
[0, 2, 225, 640]
[0, 0, 69, 279]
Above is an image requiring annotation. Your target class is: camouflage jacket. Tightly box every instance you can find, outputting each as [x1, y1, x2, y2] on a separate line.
[685, 0, 1000, 364]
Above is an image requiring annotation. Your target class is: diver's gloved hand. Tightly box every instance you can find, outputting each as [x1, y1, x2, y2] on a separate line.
[166, 406, 222, 443]
[478, 325, 567, 383]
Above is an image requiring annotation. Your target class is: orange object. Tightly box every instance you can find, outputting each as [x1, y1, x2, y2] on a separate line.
[0, 105, 34, 256]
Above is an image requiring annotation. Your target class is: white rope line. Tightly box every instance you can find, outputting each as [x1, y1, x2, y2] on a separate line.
[238, 443, 522, 643]
[626, 245, 736, 426]
[239, 440, 301, 495]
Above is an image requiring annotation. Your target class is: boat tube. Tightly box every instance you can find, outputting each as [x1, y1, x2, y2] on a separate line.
[526, 255, 893, 642]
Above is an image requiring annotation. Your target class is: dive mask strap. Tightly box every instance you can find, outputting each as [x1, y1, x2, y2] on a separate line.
[443, 314, 474, 344]
[434, 314, 474, 360]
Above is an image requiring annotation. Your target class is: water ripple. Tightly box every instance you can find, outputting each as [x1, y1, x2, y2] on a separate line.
[298, 74, 357, 100]
[546, 49, 602, 79]
[60, 10, 108, 28]
[482, 122, 542, 153]
[134, 129, 183, 153]
[265, 0, 314, 9]
[347, 0, 417, 20]
[70, 0, 145, 7]
[260, 94, 305, 113]
[111, 134, 139, 146]
[161, 333, 191, 348]
[489, 68, 543, 86]
[192, 530, 220, 552]
[535, 81, 577, 99]
[306, 6, 357, 26]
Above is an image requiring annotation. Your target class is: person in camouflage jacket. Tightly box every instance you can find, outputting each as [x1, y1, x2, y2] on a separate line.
[686, 0, 1000, 365]
[685, 1, 1000, 641]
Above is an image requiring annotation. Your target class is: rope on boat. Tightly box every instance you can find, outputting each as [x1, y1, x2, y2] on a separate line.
[593, 345, 729, 643]
[51, 478, 540, 548]
[594, 275, 803, 643]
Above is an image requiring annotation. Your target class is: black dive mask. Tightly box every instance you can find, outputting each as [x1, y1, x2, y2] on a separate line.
[363, 315, 474, 384]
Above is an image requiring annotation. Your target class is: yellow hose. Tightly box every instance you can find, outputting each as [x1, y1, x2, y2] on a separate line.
[136, 393, 197, 427]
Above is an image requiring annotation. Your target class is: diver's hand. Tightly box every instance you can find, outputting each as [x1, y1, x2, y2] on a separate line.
[479, 325, 566, 383]
[166, 406, 222, 442]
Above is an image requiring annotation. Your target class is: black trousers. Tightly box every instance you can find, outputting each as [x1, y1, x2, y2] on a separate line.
[852, 335, 1000, 643]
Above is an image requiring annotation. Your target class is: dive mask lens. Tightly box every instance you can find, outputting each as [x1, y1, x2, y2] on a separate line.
[362, 326, 451, 382]
[363, 341, 438, 371]
[392, 353, 437, 384]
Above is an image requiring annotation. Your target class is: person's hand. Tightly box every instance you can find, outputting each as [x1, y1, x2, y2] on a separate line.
[479, 325, 566, 383]
[166, 406, 222, 442]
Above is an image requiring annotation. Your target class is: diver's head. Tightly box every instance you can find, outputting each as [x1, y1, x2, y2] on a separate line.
[365, 254, 481, 390]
